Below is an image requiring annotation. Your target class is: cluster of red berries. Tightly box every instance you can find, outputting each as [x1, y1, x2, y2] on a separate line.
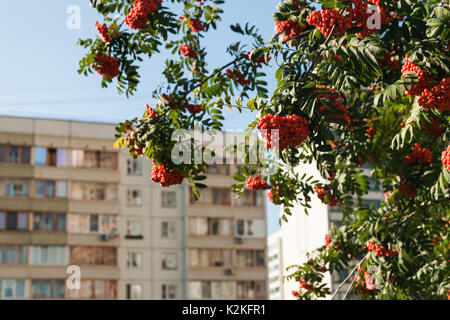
[151, 162, 185, 187]
[423, 118, 445, 137]
[403, 143, 433, 165]
[247, 50, 271, 67]
[298, 280, 314, 292]
[354, 270, 378, 294]
[275, 20, 304, 42]
[185, 103, 203, 114]
[307, 9, 350, 36]
[226, 68, 251, 86]
[418, 77, 450, 111]
[125, 0, 162, 29]
[314, 184, 339, 206]
[257, 113, 310, 151]
[366, 241, 398, 258]
[179, 44, 198, 59]
[267, 186, 281, 204]
[399, 181, 417, 197]
[246, 176, 270, 190]
[349, 0, 391, 37]
[401, 54, 432, 97]
[364, 117, 378, 138]
[442, 145, 450, 170]
[186, 18, 205, 32]
[94, 53, 120, 79]
[95, 21, 110, 43]
[380, 51, 400, 70]
[325, 235, 331, 247]
[145, 104, 159, 121]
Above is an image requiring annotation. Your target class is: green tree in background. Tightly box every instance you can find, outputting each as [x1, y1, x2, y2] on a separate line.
[78, 0, 449, 300]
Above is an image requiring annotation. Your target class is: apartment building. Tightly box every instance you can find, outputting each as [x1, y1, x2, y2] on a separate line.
[268, 161, 384, 300]
[0, 116, 267, 300]
[267, 230, 283, 300]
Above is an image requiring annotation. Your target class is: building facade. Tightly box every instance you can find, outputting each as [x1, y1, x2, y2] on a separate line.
[0, 116, 267, 300]
[267, 161, 384, 300]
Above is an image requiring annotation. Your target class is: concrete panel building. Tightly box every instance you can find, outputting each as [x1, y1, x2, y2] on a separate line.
[0, 116, 267, 300]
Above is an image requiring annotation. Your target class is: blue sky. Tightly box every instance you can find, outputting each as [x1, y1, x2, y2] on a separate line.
[0, 0, 282, 234]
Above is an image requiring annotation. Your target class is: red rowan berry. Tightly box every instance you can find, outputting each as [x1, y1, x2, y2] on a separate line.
[93, 53, 120, 79]
[441, 145, 450, 170]
[275, 20, 304, 42]
[187, 18, 205, 32]
[257, 114, 310, 151]
[401, 54, 433, 96]
[185, 103, 203, 114]
[95, 21, 110, 43]
[151, 162, 185, 187]
[315, 184, 339, 206]
[399, 182, 417, 197]
[403, 143, 433, 165]
[307, 9, 350, 36]
[179, 44, 198, 59]
[125, 0, 162, 29]
[246, 176, 270, 190]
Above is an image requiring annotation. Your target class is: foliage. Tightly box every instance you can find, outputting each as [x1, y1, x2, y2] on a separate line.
[78, 0, 449, 300]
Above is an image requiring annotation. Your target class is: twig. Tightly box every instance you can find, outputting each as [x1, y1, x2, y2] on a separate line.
[330, 253, 368, 300]
[177, 55, 246, 104]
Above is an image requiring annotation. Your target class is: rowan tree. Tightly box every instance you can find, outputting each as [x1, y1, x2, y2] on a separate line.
[78, 0, 449, 300]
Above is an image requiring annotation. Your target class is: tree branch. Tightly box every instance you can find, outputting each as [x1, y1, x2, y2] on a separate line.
[330, 253, 368, 300]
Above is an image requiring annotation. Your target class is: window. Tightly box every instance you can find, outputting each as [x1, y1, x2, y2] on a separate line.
[206, 164, 230, 175]
[67, 214, 118, 234]
[161, 252, 177, 270]
[189, 218, 232, 236]
[189, 249, 232, 267]
[190, 281, 235, 299]
[66, 280, 117, 300]
[0, 245, 27, 264]
[70, 246, 117, 265]
[0, 178, 30, 197]
[363, 199, 381, 209]
[126, 284, 142, 300]
[237, 281, 266, 299]
[236, 190, 262, 206]
[31, 246, 67, 265]
[0, 212, 28, 231]
[368, 177, 381, 191]
[34, 147, 68, 167]
[72, 150, 117, 169]
[33, 212, 66, 231]
[126, 220, 143, 239]
[236, 250, 265, 268]
[0, 212, 4, 229]
[0, 280, 25, 298]
[162, 284, 177, 299]
[0, 145, 30, 164]
[161, 221, 176, 238]
[35, 147, 47, 165]
[34, 180, 67, 199]
[161, 191, 176, 208]
[211, 188, 231, 205]
[127, 189, 142, 207]
[127, 158, 142, 176]
[71, 182, 118, 201]
[31, 280, 65, 299]
[127, 252, 143, 269]
[235, 219, 265, 237]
